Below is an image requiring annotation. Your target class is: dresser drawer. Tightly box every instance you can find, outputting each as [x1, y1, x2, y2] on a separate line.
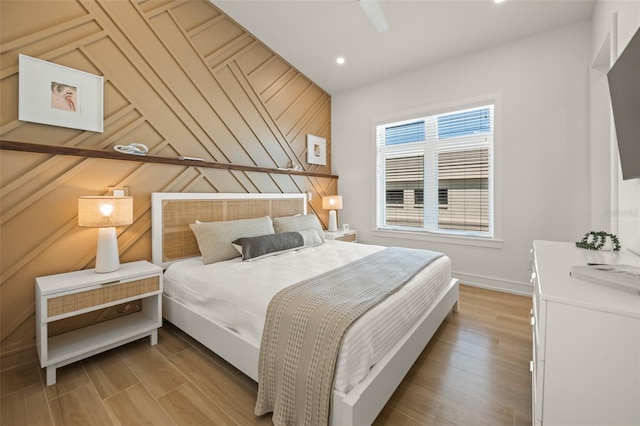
[534, 359, 544, 422]
[531, 271, 546, 361]
[531, 276, 539, 338]
[531, 330, 544, 424]
[47, 276, 160, 318]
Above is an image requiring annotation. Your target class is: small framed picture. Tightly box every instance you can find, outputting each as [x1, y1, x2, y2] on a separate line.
[306, 134, 326, 166]
[18, 54, 104, 132]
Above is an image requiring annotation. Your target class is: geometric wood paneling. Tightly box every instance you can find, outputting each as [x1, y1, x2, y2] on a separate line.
[0, 0, 336, 369]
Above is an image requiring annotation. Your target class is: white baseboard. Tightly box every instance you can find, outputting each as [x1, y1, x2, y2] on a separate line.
[452, 270, 532, 296]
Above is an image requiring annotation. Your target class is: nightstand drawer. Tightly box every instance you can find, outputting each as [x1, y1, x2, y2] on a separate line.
[324, 230, 357, 242]
[47, 276, 159, 318]
[336, 233, 357, 242]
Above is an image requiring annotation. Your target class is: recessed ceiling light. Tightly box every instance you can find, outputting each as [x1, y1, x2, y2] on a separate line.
[494, 0, 505, 3]
[336, 57, 345, 65]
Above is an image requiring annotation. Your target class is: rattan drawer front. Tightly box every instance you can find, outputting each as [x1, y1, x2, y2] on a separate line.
[47, 276, 159, 318]
[336, 233, 357, 242]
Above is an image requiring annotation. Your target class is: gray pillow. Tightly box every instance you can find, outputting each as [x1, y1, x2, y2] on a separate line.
[233, 229, 325, 261]
[189, 216, 274, 264]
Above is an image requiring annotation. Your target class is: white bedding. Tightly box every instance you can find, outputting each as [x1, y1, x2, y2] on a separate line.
[163, 240, 451, 393]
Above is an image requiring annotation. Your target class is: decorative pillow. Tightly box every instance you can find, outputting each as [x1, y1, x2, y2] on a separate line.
[296, 228, 325, 247]
[233, 229, 325, 261]
[189, 216, 274, 264]
[272, 214, 324, 236]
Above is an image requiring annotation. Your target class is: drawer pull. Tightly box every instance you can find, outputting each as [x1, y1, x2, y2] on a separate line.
[100, 280, 120, 286]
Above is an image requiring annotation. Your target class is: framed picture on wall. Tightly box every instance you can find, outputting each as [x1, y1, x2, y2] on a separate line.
[307, 134, 326, 166]
[18, 54, 104, 133]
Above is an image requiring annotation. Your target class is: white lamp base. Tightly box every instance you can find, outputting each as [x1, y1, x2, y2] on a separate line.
[328, 210, 338, 232]
[95, 227, 121, 273]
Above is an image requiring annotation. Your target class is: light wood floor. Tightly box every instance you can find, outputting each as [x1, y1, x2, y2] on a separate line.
[1, 285, 532, 425]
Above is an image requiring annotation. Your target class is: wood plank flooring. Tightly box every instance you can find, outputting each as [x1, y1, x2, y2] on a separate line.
[0, 285, 532, 425]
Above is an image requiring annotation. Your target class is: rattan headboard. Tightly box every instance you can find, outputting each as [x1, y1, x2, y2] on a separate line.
[151, 193, 307, 268]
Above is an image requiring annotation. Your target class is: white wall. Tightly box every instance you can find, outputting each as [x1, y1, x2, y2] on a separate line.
[332, 21, 592, 294]
[591, 1, 640, 256]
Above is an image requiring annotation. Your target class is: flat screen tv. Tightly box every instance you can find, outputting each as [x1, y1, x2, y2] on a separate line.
[607, 26, 640, 180]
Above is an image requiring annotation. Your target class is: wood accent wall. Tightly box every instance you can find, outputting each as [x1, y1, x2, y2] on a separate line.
[0, 0, 336, 369]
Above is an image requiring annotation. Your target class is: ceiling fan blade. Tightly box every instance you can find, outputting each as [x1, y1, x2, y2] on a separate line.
[358, 0, 389, 33]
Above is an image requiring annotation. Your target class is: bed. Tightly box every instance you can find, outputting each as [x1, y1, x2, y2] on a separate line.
[151, 192, 459, 425]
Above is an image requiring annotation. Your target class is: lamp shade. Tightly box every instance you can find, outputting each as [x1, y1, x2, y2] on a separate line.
[322, 195, 343, 210]
[78, 196, 133, 228]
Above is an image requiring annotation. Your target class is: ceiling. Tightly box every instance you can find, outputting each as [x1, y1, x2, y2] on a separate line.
[212, 0, 595, 95]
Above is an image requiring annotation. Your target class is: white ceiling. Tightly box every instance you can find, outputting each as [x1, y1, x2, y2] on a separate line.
[212, 0, 595, 94]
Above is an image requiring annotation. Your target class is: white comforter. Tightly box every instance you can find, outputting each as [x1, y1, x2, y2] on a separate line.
[163, 240, 451, 393]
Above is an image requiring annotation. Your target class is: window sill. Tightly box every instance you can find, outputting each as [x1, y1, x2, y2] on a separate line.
[371, 229, 503, 249]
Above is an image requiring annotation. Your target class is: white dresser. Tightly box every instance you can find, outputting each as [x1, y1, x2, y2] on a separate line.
[531, 240, 640, 426]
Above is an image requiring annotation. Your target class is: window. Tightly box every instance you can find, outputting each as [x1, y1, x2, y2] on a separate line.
[376, 104, 494, 237]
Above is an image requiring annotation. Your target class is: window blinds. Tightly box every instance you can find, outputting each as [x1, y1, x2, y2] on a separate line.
[437, 148, 489, 232]
[384, 155, 424, 227]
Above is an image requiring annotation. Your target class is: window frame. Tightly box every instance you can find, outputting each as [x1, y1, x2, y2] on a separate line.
[371, 94, 503, 249]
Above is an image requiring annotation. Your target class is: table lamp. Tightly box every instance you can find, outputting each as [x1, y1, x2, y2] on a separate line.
[322, 195, 343, 232]
[78, 196, 133, 273]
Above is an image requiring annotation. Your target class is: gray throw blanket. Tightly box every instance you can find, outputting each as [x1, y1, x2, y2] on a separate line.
[255, 247, 443, 425]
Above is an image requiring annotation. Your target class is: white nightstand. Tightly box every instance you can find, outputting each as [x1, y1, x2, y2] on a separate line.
[323, 229, 357, 242]
[35, 260, 163, 386]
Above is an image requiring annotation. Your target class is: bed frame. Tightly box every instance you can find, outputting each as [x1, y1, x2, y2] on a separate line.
[151, 192, 459, 425]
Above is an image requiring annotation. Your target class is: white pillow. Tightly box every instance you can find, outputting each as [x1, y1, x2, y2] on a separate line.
[272, 214, 324, 236]
[189, 216, 274, 264]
